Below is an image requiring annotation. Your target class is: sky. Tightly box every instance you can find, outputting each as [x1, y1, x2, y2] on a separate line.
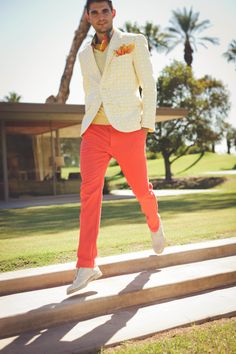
[0, 0, 236, 150]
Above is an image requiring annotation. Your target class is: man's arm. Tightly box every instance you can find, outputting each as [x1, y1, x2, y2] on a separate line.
[79, 53, 89, 94]
[133, 34, 157, 133]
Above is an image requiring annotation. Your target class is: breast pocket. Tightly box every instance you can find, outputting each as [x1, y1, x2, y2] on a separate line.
[110, 54, 133, 81]
[113, 53, 132, 63]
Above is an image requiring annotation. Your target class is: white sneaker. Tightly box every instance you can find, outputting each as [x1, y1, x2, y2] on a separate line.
[151, 215, 165, 254]
[66, 266, 102, 295]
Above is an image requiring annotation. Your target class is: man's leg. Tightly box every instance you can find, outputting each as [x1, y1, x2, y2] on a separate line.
[111, 128, 160, 232]
[77, 125, 112, 268]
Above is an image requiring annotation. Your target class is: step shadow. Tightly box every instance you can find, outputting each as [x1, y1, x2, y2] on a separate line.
[0, 269, 160, 354]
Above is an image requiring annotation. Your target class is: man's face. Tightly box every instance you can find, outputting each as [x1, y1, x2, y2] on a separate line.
[86, 1, 116, 33]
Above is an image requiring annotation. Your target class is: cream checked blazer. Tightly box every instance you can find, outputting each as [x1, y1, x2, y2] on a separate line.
[78, 27, 157, 136]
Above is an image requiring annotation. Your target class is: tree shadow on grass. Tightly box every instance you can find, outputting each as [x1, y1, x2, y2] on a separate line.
[175, 151, 205, 175]
[101, 191, 236, 227]
[1, 191, 236, 240]
[158, 192, 236, 216]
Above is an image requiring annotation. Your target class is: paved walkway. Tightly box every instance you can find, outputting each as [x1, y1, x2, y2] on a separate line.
[0, 189, 217, 210]
[202, 170, 236, 175]
[111, 189, 217, 197]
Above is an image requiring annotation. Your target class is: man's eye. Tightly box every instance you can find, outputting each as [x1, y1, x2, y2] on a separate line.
[103, 9, 110, 14]
[90, 11, 98, 15]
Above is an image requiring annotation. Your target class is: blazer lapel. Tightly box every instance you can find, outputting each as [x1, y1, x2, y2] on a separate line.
[85, 27, 122, 82]
[101, 28, 121, 80]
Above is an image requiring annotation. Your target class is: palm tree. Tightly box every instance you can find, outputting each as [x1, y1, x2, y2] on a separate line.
[3, 92, 22, 102]
[46, 5, 91, 104]
[121, 21, 169, 53]
[167, 7, 219, 67]
[223, 40, 236, 70]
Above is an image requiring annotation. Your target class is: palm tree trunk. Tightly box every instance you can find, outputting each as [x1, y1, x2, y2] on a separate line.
[184, 38, 193, 67]
[46, 6, 90, 103]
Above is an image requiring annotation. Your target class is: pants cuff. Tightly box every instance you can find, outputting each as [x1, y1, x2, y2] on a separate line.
[76, 258, 95, 268]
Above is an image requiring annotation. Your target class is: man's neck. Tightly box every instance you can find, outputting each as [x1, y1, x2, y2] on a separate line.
[96, 32, 105, 44]
[96, 27, 113, 43]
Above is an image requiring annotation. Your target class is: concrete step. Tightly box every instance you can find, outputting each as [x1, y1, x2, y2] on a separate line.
[0, 285, 235, 354]
[1, 237, 236, 295]
[0, 255, 236, 339]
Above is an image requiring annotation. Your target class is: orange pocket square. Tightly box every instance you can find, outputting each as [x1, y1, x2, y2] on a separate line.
[114, 43, 135, 56]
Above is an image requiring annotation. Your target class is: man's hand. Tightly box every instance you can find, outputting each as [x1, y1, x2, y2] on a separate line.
[141, 127, 149, 135]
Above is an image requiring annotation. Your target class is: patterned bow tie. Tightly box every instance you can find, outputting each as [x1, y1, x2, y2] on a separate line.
[91, 28, 114, 51]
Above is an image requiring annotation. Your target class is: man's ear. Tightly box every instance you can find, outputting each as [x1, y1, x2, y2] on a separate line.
[112, 9, 116, 18]
[85, 12, 90, 23]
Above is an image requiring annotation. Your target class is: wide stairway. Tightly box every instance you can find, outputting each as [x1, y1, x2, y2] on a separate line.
[0, 237, 236, 353]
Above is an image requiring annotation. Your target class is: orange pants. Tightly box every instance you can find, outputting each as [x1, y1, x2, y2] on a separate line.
[76, 124, 160, 268]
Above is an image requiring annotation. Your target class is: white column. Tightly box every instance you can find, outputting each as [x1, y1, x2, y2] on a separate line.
[1, 120, 9, 202]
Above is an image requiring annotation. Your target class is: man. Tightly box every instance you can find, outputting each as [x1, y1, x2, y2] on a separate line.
[67, 0, 165, 295]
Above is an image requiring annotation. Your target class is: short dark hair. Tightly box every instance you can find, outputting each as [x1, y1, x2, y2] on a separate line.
[86, 0, 113, 14]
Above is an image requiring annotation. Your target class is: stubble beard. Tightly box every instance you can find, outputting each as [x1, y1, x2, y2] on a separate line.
[95, 24, 113, 34]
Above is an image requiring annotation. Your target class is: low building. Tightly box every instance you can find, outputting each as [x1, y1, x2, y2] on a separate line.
[0, 102, 187, 202]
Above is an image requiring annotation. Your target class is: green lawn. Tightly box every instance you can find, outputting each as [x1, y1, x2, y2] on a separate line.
[106, 152, 236, 187]
[102, 317, 236, 354]
[0, 153, 236, 272]
[0, 176, 236, 272]
[61, 166, 80, 179]
[59, 152, 236, 185]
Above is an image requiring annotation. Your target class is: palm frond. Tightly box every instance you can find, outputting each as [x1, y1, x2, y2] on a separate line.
[223, 39, 236, 66]
[166, 6, 219, 64]
[192, 19, 211, 33]
[199, 36, 220, 45]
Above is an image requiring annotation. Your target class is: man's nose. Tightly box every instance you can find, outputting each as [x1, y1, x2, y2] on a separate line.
[97, 12, 106, 20]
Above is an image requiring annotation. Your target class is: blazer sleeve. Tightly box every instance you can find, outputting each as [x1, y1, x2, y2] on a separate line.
[133, 34, 157, 132]
[78, 52, 89, 94]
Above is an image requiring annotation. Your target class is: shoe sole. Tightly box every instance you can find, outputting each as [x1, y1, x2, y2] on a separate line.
[67, 270, 103, 295]
[153, 243, 165, 254]
[152, 237, 166, 254]
[152, 239, 166, 254]
[152, 219, 165, 254]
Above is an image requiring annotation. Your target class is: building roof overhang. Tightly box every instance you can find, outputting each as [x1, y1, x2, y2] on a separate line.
[0, 102, 188, 135]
